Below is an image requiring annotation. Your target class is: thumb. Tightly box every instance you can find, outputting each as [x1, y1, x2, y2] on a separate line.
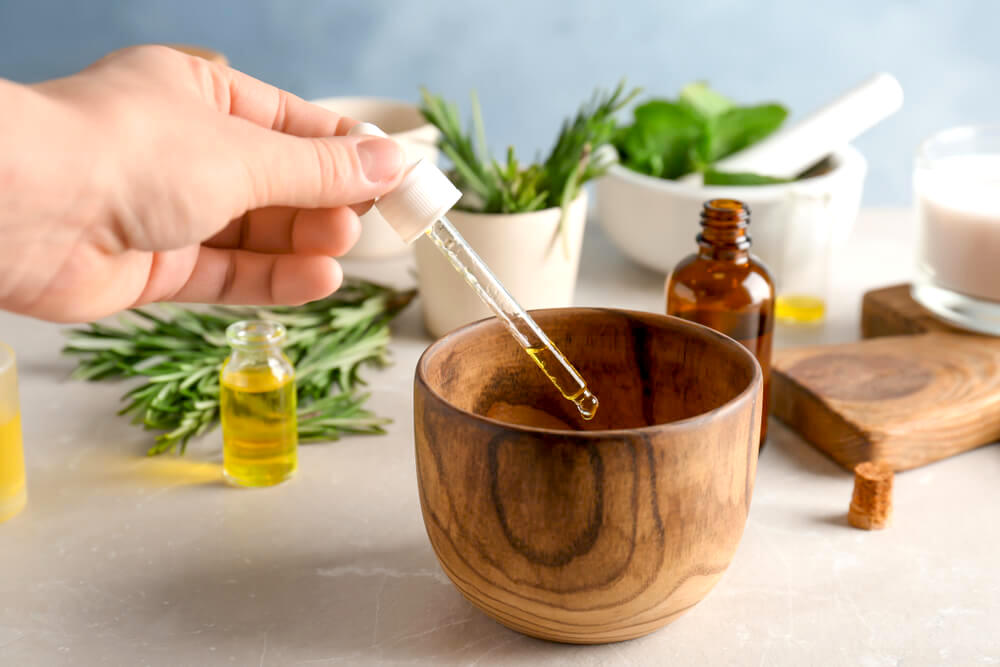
[237, 127, 405, 210]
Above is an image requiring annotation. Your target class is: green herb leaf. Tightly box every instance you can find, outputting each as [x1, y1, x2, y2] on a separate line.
[702, 169, 792, 186]
[678, 81, 733, 119]
[419, 81, 640, 217]
[63, 279, 415, 456]
[616, 100, 702, 179]
[699, 103, 788, 164]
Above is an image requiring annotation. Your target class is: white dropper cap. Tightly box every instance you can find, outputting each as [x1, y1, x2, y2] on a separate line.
[347, 122, 461, 244]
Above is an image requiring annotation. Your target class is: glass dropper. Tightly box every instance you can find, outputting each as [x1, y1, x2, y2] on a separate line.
[349, 123, 599, 421]
[424, 216, 598, 419]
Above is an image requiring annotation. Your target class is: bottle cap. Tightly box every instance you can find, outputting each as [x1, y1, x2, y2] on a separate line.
[347, 123, 461, 244]
[374, 159, 461, 243]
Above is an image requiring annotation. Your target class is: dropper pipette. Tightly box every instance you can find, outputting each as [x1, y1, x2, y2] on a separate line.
[349, 123, 598, 420]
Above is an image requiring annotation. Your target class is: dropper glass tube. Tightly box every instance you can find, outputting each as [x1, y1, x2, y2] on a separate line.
[345, 122, 598, 420]
[424, 216, 599, 420]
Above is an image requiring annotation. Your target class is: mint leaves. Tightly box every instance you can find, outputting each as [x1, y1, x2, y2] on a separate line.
[615, 82, 789, 183]
[615, 101, 701, 180]
[701, 170, 791, 186]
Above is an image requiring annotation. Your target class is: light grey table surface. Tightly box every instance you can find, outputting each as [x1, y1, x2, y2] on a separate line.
[1, 209, 997, 666]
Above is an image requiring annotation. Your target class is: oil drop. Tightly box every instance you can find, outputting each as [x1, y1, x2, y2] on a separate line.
[525, 346, 598, 420]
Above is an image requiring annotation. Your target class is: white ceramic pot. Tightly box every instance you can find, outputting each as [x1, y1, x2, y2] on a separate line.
[414, 191, 589, 339]
[311, 97, 440, 259]
[594, 146, 867, 284]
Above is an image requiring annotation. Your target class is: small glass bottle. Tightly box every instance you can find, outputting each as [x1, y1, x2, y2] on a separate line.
[0, 341, 26, 523]
[666, 199, 775, 446]
[219, 320, 297, 487]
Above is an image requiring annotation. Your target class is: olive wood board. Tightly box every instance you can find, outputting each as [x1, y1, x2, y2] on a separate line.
[771, 330, 1000, 472]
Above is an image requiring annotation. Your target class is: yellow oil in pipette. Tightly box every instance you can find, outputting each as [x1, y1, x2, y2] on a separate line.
[525, 346, 599, 419]
[425, 217, 599, 422]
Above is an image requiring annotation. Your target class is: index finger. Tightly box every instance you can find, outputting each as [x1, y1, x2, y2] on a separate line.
[196, 59, 358, 138]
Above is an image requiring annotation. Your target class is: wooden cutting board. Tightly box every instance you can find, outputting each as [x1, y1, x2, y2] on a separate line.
[771, 284, 1000, 471]
[860, 284, 964, 338]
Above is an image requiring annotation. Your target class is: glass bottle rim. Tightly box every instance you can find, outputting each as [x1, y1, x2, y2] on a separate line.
[226, 320, 287, 349]
[916, 123, 1000, 166]
[703, 198, 751, 219]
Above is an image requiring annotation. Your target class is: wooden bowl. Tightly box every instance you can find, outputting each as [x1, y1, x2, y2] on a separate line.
[414, 308, 763, 644]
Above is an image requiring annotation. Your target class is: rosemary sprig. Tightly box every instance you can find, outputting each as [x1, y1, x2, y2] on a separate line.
[63, 279, 415, 456]
[419, 80, 640, 220]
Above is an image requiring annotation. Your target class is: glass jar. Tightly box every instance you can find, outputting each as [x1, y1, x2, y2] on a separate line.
[219, 320, 298, 487]
[912, 124, 1000, 335]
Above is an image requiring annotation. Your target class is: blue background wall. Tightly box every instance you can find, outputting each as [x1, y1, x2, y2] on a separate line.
[1, 0, 995, 205]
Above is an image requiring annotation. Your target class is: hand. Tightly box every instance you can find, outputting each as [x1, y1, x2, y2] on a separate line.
[0, 45, 405, 322]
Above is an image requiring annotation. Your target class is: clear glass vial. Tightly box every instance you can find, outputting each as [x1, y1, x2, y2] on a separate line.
[666, 199, 775, 446]
[912, 124, 1000, 335]
[219, 320, 297, 487]
[774, 194, 834, 325]
[0, 341, 26, 523]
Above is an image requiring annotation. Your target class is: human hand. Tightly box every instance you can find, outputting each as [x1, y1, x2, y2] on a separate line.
[0, 45, 405, 322]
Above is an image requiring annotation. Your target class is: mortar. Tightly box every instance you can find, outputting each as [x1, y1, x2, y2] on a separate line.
[413, 308, 763, 643]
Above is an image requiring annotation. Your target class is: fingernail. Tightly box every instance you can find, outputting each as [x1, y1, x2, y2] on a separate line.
[357, 137, 403, 182]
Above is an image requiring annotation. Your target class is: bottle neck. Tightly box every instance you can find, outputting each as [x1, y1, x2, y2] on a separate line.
[696, 198, 751, 263]
[224, 320, 289, 373]
[229, 345, 276, 363]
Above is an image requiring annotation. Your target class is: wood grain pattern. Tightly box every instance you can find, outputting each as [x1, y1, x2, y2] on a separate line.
[414, 309, 763, 643]
[861, 284, 962, 338]
[772, 332, 1000, 471]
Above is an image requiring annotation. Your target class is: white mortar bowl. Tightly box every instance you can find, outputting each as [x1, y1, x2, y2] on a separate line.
[594, 146, 867, 279]
[311, 97, 440, 259]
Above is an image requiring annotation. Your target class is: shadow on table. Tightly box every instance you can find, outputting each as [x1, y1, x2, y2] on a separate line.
[127, 541, 660, 664]
[763, 418, 847, 479]
[17, 357, 77, 379]
[128, 544, 578, 664]
[813, 512, 851, 528]
[19, 412, 224, 522]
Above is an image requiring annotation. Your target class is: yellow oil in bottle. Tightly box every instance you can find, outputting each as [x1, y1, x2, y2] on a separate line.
[775, 294, 826, 324]
[220, 367, 297, 487]
[0, 412, 26, 523]
[525, 346, 599, 420]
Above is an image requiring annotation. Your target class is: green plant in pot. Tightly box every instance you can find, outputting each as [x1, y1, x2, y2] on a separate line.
[415, 82, 638, 338]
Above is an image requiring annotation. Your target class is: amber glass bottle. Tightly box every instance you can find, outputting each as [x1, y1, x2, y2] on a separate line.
[666, 199, 775, 446]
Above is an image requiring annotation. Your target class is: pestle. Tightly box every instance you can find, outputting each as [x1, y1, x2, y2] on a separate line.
[681, 72, 904, 183]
